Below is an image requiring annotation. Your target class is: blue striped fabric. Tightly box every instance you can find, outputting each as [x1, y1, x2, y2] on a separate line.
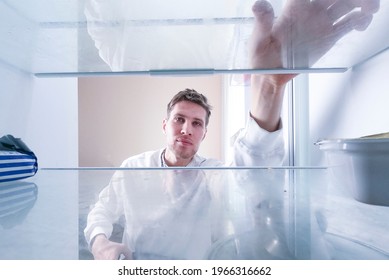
[0, 151, 38, 183]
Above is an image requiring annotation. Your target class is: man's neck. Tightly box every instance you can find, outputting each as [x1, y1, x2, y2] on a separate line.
[163, 149, 192, 167]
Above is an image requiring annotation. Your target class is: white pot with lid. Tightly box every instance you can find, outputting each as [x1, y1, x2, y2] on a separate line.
[316, 137, 389, 207]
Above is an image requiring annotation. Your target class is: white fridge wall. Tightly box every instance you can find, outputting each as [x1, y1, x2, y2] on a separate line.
[0, 64, 78, 168]
[309, 49, 389, 165]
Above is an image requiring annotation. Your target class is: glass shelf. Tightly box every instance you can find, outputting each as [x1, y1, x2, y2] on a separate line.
[1, 0, 389, 75]
[1, 167, 388, 260]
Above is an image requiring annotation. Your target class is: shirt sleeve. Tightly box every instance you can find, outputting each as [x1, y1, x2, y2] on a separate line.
[230, 115, 285, 166]
[83, 170, 126, 247]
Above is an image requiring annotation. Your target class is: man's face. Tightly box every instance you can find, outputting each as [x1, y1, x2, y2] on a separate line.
[162, 101, 207, 166]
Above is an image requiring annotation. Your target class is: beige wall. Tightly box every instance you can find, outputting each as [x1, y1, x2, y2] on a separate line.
[78, 75, 222, 167]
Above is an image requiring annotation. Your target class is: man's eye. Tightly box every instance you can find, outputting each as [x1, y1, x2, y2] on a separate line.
[175, 117, 185, 123]
[193, 121, 203, 127]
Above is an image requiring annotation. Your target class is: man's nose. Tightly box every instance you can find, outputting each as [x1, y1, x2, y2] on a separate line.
[181, 123, 192, 135]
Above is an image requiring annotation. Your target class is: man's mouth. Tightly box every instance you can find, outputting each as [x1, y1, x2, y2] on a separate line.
[176, 138, 192, 145]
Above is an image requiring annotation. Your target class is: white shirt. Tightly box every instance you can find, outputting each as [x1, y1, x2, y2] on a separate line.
[84, 116, 285, 259]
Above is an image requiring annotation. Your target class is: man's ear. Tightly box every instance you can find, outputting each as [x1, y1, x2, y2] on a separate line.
[162, 119, 167, 134]
[202, 128, 207, 141]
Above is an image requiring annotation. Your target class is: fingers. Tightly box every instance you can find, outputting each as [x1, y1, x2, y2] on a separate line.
[287, 0, 311, 5]
[352, 13, 373, 31]
[327, 1, 355, 22]
[314, 0, 337, 6]
[330, 10, 372, 47]
[330, 0, 379, 35]
[326, 0, 380, 22]
[360, 0, 380, 14]
[333, 10, 373, 34]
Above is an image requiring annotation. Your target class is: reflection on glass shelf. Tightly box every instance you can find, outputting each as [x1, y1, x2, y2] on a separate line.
[0, 171, 79, 260]
[80, 167, 293, 260]
[0, 0, 388, 74]
[0, 181, 37, 229]
[1, 167, 388, 260]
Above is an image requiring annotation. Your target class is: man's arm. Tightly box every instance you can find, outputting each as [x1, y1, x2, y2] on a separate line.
[84, 171, 133, 260]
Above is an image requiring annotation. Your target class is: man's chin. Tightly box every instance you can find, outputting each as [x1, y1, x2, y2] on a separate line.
[175, 149, 196, 162]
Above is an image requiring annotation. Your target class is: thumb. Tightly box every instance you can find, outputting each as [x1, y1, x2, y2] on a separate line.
[120, 247, 134, 260]
[251, 0, 275, 36]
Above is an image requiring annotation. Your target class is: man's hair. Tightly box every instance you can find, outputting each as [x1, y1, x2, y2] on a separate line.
[167, 89, 212, 126]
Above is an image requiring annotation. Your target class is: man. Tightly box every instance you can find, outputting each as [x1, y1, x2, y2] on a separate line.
[84, 0, 380, 259]
[85, 86, 286, 259]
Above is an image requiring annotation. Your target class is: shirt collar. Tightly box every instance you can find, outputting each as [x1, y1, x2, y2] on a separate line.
[160, 148, 200, 167]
